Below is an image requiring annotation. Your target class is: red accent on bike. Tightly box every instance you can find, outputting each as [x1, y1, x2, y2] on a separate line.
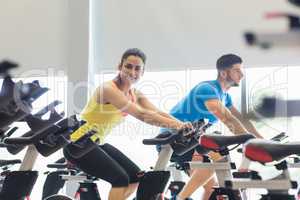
[217, 195, 225, 200]
[244, 145, 273, 163]
[264, 12, 285, 19]
[200, 136, 219, 150]
[75, 191, 80, 199]
[26, 196, 30, 200]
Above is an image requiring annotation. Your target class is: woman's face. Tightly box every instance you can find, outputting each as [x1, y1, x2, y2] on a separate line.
[119, 55, 144, 84]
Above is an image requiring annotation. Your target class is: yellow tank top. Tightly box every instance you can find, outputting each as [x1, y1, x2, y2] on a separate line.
[70, 81, 136, 144]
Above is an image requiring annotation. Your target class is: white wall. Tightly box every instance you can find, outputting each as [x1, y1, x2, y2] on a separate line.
[67, 0, 90, 114]
[0, 1, 90, 199]
[0, 0, 69, 75]
[0, 0, 90, 113]
[92, 0, 300, 72]
[2, 0, 300, 109]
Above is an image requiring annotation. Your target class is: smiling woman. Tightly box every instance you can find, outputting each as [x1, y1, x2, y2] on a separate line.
[63, 48, 190, 200]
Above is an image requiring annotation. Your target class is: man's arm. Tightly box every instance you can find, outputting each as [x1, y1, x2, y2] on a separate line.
[229, 106, 263, 138]
[205, 99, 249, 135]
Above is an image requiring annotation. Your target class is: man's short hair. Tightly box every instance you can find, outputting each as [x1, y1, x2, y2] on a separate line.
[216, 54, 242, 70]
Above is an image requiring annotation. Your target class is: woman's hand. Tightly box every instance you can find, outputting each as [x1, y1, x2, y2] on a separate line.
[177, 121, 193, 130]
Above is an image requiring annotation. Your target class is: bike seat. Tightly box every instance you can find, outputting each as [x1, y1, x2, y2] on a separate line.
[245, 139, 300, 163]
[0, 159, 21, 167]
[200, 134, 255, 151]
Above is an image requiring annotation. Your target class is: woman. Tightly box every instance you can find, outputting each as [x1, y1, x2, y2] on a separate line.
[64, 48, 191, 200]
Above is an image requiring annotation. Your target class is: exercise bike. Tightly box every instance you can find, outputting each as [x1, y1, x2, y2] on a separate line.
[43, 119, 211, 200]
[225, 138, 300, 200]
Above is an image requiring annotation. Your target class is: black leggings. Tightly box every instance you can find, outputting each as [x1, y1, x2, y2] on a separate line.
[63, 143, 141, 187]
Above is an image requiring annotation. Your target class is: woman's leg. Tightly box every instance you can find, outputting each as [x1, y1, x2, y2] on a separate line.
[101, 143, 141, 198]
[108, 187, 127, 200]
[63, 144, 133, 200]
[108, 183, 138, 200]
[124, 183, 139, 198]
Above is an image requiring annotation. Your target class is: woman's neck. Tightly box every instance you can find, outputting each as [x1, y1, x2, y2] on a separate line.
[112, 76, 131, 94]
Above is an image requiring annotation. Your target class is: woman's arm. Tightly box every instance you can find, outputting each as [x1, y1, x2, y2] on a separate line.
[97, 84, 184, 129]
[135, 90, 181, 122]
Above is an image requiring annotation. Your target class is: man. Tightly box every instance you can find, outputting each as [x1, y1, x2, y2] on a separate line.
[165, 54, 263, 200]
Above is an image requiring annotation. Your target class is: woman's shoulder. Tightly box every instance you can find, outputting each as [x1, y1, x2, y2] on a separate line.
[93, 81, 117, 104]
[95, 81, 115, 92]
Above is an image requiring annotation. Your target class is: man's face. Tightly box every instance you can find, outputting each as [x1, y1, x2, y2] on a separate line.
[225, 63, 244, 87]
[119, 55, 144, 84]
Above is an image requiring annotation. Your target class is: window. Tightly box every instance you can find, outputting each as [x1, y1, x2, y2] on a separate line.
[245, 66, 291, 139]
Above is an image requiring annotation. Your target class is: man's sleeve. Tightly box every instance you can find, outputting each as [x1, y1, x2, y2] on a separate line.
[194, 83, 219, 102]
[225, 94, 233, 108]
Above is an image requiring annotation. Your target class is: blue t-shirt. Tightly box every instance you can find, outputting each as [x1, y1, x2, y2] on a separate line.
[167, 79, 233, 126]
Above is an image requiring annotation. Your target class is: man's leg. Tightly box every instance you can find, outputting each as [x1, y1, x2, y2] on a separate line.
[202, 151, 223, 200]
[202, 177, 217, 200]
[177, 151, 222, 199]
[177, 168, 214, 199]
